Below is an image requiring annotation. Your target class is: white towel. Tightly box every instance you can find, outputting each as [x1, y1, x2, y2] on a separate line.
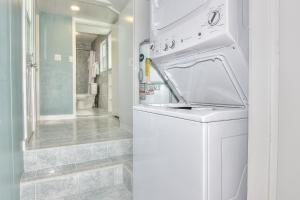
[88, 51, 97, 94]
[95, 62, 100, 75]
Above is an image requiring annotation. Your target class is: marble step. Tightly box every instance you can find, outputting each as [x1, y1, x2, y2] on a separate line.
[21, 156, 132, 200]
[23, 185, 132, 200]
[123, 160, 133, 192]
[55, 185, 132, 200]
[24, 137, 132, 172]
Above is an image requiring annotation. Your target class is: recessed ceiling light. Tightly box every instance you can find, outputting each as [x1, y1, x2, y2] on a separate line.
[125, 16, 134, 23]
[70, 5, 80, 11]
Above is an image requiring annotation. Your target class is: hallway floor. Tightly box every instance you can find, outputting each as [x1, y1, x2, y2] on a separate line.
[27, 116, 131, 150]
[76, 108, 109, 117]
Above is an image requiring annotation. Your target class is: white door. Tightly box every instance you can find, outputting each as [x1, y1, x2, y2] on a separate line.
[24, 0, 37, 142]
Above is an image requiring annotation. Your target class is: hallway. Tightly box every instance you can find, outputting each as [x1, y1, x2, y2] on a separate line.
[27, 116, 130, 149]
[21, 116, 133, 200]
[76, 108, 109, 117]
[17, 0, 135, 198]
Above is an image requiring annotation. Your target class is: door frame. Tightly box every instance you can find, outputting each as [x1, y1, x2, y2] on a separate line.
[22, 0, 28, 143]
[247, 0, 279, 199]
[72, 18, 77, 118]
[22, 0, 37, 144]
[72, 18, 112, 116]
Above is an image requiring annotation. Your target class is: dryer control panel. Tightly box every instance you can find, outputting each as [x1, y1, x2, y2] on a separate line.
[150, 0, 244, 59]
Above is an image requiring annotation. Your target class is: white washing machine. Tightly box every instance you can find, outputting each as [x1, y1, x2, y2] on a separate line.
[133, 0, 249, 200]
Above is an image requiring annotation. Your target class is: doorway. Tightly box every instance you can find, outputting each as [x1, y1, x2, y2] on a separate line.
[74, 20, 114, 117]
[76, 32, 103, 117]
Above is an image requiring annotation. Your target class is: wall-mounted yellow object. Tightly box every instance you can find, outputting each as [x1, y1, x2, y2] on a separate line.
[145, 58, 152, 83]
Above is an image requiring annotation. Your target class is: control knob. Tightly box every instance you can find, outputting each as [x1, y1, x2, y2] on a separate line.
[150, 43, 155, 51]
[163, 43, 169, 51]
[169, 40, 176, 49]
[208, 10, 221, 26]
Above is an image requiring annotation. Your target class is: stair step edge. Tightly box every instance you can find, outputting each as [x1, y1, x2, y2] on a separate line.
[24, 138, 133, 172]
[21, 155, 132, 183]
[26, 137, 133, 152]
[25, 184, 132, 200]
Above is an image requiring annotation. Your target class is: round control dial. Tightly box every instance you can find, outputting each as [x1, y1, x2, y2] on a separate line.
[208, 10, 221, 26]
[150, 43, 155, 51]
[169, 40, 176, 49]
[163, 43, 169, 51]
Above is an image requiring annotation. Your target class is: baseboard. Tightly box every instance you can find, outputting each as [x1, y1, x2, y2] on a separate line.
[120, 123, 133, 132]
[39, 114, 75, 121]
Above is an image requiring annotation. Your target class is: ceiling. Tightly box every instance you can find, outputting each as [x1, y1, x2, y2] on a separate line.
[37, 0, 130, 24]
[76, 32, 98, 44]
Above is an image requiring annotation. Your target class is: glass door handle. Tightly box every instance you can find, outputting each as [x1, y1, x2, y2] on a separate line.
[31, 63, 38, 68]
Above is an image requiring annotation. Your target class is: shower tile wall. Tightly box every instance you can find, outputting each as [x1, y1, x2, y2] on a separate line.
[39, 13, 73, 116]
[98, 72, 109, 110]
[76, 41, 92, 94]
[92, 35, 109, 111]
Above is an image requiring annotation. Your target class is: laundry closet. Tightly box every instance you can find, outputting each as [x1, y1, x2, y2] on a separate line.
[133, 0, 249, 200]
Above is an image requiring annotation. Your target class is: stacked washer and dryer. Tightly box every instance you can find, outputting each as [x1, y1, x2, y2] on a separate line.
[133, 0, 249, 200]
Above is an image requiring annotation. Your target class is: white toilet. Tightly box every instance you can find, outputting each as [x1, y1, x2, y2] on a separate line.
[77, 94, 95, 110]
[77, 83, 98, 110]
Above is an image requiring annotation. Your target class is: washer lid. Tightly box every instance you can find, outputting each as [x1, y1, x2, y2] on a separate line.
[160, 55, 248, 107]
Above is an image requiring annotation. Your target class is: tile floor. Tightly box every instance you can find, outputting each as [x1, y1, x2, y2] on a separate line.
[76, 108, 109, 117]
[28, 116, 131, 150]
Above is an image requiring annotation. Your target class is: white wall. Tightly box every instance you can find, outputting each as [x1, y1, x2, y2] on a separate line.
[248, 0, 300, 199]
[111, 23, 119, 116]
[118, 0, 134, 130]
[133, 0, 150, 104]
[277, 0, 300, 199]
[247, 0, 279, 199]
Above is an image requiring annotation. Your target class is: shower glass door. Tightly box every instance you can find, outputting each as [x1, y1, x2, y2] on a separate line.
[24, 0, 37, 142]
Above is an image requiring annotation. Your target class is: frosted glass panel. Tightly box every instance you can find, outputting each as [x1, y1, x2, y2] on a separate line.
[165, 58, 243, 106]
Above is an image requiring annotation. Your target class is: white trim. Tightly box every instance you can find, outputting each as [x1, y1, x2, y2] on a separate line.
[75, 18, 111, 35]
[133, 0, 137, 107]
[74, 18, 112, 28]
[247, 0, 279, 199]
[72, 18, 77, 117]
[32, 0, 37, 134]
[22, 0, 28, 141]
[36, 13, 40, 121]
[39, 115, 75, 121]
[268, 0, 279, 198]
[132, 0, 139, 107]
[133, 0, 151, 107]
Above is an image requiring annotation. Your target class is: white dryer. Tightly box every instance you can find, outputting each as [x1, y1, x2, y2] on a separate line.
[133, 0, 249, 200]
